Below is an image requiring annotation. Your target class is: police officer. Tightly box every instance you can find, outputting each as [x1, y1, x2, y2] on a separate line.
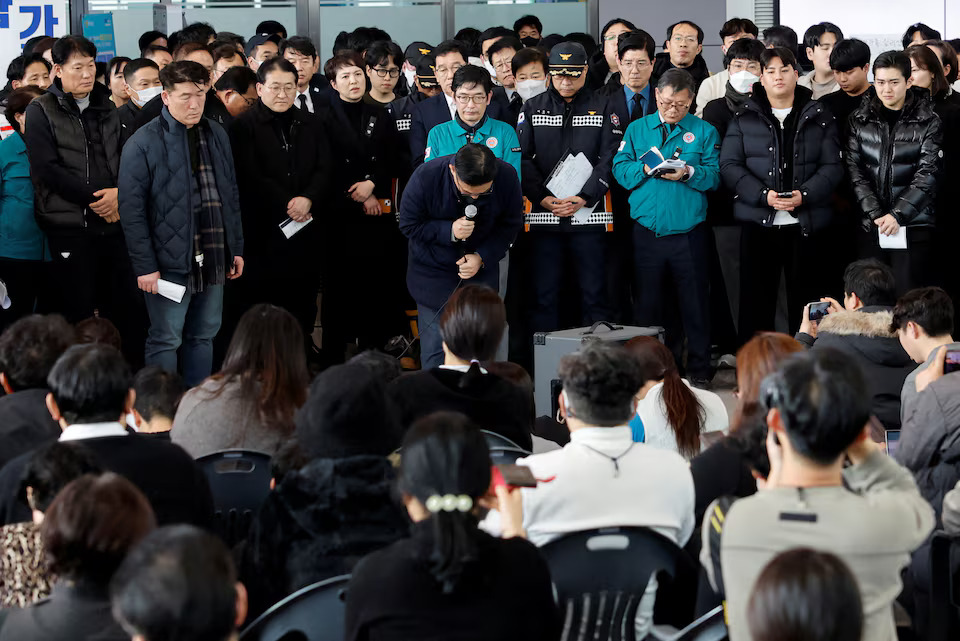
[392, 55, 439, 206]
[518, 42, 621, 335]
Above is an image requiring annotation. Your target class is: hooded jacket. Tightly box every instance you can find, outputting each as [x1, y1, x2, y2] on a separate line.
[846, 86, 943, 229]
[719, 84, 843, 235]
[797, 306, 915, 429]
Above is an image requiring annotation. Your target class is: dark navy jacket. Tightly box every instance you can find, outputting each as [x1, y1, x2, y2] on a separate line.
[409, 92, 505, 167]
[399, 155, 522, 309]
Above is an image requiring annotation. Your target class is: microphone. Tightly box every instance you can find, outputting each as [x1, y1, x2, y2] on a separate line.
[464, 204, 478, 220]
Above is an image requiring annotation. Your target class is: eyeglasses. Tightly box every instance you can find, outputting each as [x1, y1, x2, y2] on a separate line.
[455, 94, 487, 104]
[729, 61, 762, 74]
[659, 99, 691, 111]
[603, 32, 629, 43]
[492, 59, 514, 71]
[671, 36, 699, 45]
[620, 60, 651, 70]
[372, 67, 400, 78]
[435, 63, 464, 77]
[241, 95, 257, 106]
[264, 83, 297, 95]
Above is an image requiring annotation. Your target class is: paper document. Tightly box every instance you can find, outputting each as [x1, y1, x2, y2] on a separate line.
[546, 152, 594, 199]
[878, 226, 907, 250]
[639, 146, 686, 176]
[157, 279, 186, 304]
[280, 216, 313, 239]
[573, 203, 597, 224]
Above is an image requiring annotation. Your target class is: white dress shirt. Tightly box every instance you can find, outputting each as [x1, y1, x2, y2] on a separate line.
[59, 421, 129, 442]
[444, 92, 457, 119]
[296, 89, 315, 114]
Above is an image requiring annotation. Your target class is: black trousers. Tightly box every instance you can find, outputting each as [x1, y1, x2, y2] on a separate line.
[738, 224, 826, 345]
[856, 225, 937, 295]
[0, 258, 47, 333]
[707, 225, 739, 354]
[46, 232, 146, 368]
[529, 229, 610, 333]
[632, 222, 712, 380]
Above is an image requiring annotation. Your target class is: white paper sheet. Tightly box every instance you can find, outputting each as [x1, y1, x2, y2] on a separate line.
[878, 226, 907, 250]
[279, 216, 314, 239]
[546, 152, 594, 199]
[157, 279, 186, 303]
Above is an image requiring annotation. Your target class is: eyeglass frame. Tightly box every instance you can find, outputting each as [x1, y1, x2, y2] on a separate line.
[454, 93, 488, 105]
[435, 63, 464, 77]
[262, 83, 298, 95]
[372, 66, 401, 79]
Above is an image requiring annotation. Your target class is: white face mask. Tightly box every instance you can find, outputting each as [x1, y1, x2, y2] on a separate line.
[516, 78, 547, 102]
[482, 58, 498, 79]
[132, 85, 163, 107]
[729, 70, 760, 95]
[403, 68, 415, 89]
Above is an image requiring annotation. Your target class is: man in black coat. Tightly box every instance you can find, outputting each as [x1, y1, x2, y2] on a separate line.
[227, 58, 329, 354]
[846, 50, 943, 294]
[487, 36, 524, 128]
[720, 47, 842, 342]
[653, 21, 711, 111]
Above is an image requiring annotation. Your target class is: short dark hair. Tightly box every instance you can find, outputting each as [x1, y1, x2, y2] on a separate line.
[180, 22, 216, 46]
[107, 56, 131, 79]
[433, 39, 468, 62]
[256, 20, 287, 39]
[830, 38, 871, 72]
[133, 366, 186, 423]
[760, 47, 798, 72]
[617, 30, 655, 61]
[511, 46, 548, 77]
[762, 25, 798, 54]
[453, 143, 499, 186]
[890, 287, 954, 338]
[324, 51, 365, 82]
[364, 40, 403, 69]
[803, 22, 843, 50]
[143, 44, 170, 59]
[452, 64, 492, 95]
[18, 442, 101, 513]
[454, 28, 481, 57]
[0, 314, 76, 390]
[908, 45, 950, 95]
[923, 40, 959, 84]
[902, 22, 941, 49]
[280, 36, 318, 61]
[254, 56, 296, 85]
[138, 30, 166, 55]
[667, 21, 704, 45]
[479, 26, 513, 48]
[600, 18, 637, 40]
[47, 344, 132, 425]
[7, 53, 51, 83]
[514, 15, 542, 35]
[439, 285, 505, 363]
[214, 64, 257, 94]
[111, 525, 239, 641]
[95, 61, 107, 81]
[657, 68, 697, 95]
[720, 18, 759, 39]
[486, 36, 522, 62]
[212, 32, 245, 50]
[558, 342, 645, 426]
[159, 60, 210, 91]
[212, 42, 242, 66]
[76, 316, 121, 351]
[724, 37, 766, 68]
[51, 35, 97, 66]
[762, 349, 871, 465]
[3, 85, 45, 135]
[123, 57, 159, 84]
[748, 549, 863, 641]
[873, 50, 911, 80]
[42, 473, 155, 584]
[173, 41, 211, 62]
[843, 259, 897, 307]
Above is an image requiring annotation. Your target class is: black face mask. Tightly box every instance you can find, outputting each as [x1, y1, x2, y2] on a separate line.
[520, 36, 541, 48]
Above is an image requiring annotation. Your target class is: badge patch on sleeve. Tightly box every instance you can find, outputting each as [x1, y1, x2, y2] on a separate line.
[517, 112, 525, 125]
[611, 113, 620, 127]
[683, 132, 695, 143]
[618, 141, 626, 151]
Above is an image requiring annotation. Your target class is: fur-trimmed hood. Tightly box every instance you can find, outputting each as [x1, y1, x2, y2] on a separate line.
[815, 306, 914, 374]
[818, 307, 898, 338]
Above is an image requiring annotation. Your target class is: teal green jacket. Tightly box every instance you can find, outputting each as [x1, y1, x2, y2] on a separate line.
[613, 112, 720, 236]
[424, 115, 522, 180]
[0, 132, 50, 261]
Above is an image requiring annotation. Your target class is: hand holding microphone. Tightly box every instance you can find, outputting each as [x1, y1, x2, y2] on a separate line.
[453, 205, 477, 241]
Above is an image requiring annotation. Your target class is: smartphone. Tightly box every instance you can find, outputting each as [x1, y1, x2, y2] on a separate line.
[777, 191, 794, 199]
[945, 349, 960, 375]
[885, 430, 901, 457]
[491, 464, 538, 490]
[808, 301, 831, 322]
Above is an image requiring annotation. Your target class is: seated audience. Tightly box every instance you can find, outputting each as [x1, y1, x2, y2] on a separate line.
[891, 287, 958, 415]
[486, 341, 695, 638]
[75, 316, 122, 352]
[388, 285, 533, 450]
[111, 526, 247, 641]
[172, 304, 309, 458]
[345, 411, 561, 641]
[796, 259, 915, 428]
[625, 336, 728, 457]
[0, 473, 155, 641]
[239, 362, 407, 619]
[0, 442, 100, 608]
[690, 333, 803, 528]
[701, 348, 934, 641]
[0, 344, 214, 527]
[131, 366, 186, 437]
[0, 315, 76, 468]
[748, 549, 863, 641]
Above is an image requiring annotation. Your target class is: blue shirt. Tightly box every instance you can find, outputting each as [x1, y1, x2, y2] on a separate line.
[624, 83, 651, 119]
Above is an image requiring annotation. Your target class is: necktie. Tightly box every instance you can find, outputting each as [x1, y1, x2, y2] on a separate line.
[631, 94, 644, 122]
[297, 94, 306, 111]
[661, 122, 670, 145]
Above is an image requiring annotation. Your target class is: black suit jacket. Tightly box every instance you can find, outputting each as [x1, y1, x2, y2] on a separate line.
[0, 582, 127, 641]
[409, 92, 505, 167]
[491, 86, 523, 128]
[0, 388, 60, 469]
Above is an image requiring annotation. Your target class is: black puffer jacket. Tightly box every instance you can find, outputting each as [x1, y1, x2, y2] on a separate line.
[846, 87, 943, 229]
[719, 84, 843, 234]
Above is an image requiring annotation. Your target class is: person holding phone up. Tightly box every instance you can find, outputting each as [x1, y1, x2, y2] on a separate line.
[719, 46, 842, 343]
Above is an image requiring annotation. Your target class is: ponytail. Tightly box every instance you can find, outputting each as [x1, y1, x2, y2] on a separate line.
[661, 370, 705, 458]
[424, 509, 481, 594]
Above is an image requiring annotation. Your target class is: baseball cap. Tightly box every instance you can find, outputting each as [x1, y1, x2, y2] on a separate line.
[0, 279, 10, 310]
[244, 33, 281, 58]
[416, 55, 439, 87]
[549, 42, 588, 76]
[404, 41, 434, 66]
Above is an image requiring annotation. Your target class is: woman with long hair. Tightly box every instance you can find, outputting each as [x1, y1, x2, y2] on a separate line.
[689, 333, 803, 526]
[625, 336, 728, 458]
[388, 284, 533, 450]
[344, 411, 560, 640]
[172, 304, 309, 458]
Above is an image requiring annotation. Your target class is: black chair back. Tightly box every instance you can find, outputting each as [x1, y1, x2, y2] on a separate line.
[929, 530, 960, 641]
[196, 449, 272, 546]
[650, 605, 727, 641]
[481, 429, 525, 450]
[489, 446, 530, 465]
[240, 574, 350, 641]
[540, 526, 697, 641]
